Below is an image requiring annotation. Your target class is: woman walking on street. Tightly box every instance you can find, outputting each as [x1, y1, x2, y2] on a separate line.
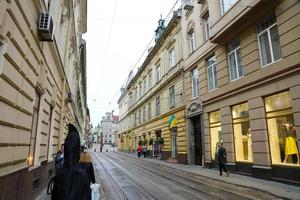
[79, 146, 96, 200]
[217, 142, 230, 176]
[137, 144, 142, 158]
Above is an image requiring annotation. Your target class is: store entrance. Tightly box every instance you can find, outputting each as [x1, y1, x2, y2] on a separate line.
[192, 116, 202, 165]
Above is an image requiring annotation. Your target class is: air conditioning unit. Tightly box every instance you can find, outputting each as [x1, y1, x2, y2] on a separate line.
[183, 0, 194, 11]
[38, 12, 53, 41]
[197, 0, 204, 4]
[66, 92, 73, 103]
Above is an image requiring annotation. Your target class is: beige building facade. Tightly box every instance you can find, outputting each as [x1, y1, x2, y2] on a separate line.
[182, 0, 300, 184]
[118, 10, 189, 163]
[0, 0, 88, 199]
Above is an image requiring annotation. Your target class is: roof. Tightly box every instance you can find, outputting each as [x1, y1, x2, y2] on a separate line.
[112, 115, 119, 121]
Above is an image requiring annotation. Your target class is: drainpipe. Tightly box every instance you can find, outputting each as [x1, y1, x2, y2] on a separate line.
[58, 78, 67, 147]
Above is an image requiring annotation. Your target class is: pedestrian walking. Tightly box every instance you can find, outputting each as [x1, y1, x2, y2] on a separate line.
[137, 144, 142, 158]
[142, 144, 147, 158]
[79, 146, 96, 200]
[217, 142, 230, 176]
[51, 123, 90, 200]
[55, 143, 64, 174]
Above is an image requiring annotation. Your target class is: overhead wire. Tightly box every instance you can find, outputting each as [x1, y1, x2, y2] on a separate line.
[104, 0, 180, 113]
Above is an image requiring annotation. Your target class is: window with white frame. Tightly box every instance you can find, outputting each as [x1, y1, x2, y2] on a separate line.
[143, 77, 147, 94]
[156, 96, 161, 115]
[257, 13, 282, 67]
[169, 85, 175, 108]
[220, 0, 237, 15]
[156, 64, 161, 82]
[169, 48, 176, 68]
[148, 102, 152, 119]
[228, 39, 243, 81]
[203, 15, 210, 41]
[207, 55, 217, 91]
[188, 29, 196, 53]
[192, 68, 199, 98]
[148, 71, 152, 89]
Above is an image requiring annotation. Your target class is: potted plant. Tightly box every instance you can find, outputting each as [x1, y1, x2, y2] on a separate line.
[158, 137, 164, 145]
[148, 138, 154, 146]
[142, 139, 148, 146]
[138, 140, 142, 146]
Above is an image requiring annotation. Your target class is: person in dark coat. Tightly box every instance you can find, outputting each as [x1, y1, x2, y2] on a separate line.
[217, 142, 230, 176]
[55, 143, 64, 174]
[79, 146, 96, 200]
[51, 123, 90, 200]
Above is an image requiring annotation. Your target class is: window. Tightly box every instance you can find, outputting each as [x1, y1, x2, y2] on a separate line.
[169, 85, 175, 108]
[135, 112, 138, 126]
[209, 110, 221, 160]
[257, 13, 282, 67]
[139, 83, 142, 98]
[143, 106, 146, 123]
[169, 48, 176, 68]
[192, 68, 199, 98]
[148, 71, 152, 89]
[265, 91, 299, 166]
[228, 39, 243, 81]
[188, 29, 196, 53]
[143, 78, 147, 94]
[220, 0, 237, 15]
[138, 110, 141, 124]
[207, 55, 217, 91]
[148, 102, 152, 119]
[156, 96, 161, 115]
[46, 106, 54, 160]
[203, 15, 210, 41]
[28, 91, 41, 166]
[232, 103, 252, 162]
[156, 64, 161, 82]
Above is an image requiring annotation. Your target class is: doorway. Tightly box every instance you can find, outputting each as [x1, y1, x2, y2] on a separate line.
[192, 116, 202, 165]
[171, 127, 177, 159]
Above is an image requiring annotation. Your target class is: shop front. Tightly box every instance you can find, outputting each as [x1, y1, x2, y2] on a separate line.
[204, 87, 300, 185]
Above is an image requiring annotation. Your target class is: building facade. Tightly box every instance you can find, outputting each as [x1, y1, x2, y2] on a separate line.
[182, 0, 300, 184]
[0, 0, 88, 199]
[100, 112, 119, 145]
[118, 9, 188, 163]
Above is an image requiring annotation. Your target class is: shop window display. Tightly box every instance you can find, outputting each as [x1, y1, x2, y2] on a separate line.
[209, 110, 222, 160]
[265, 91, 299, 165]
[232, 103, 253, 162]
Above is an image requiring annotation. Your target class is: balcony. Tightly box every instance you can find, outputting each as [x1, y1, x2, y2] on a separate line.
[210, 0, 279, 44]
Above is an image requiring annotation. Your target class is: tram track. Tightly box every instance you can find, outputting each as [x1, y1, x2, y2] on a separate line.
[92, 153, 128, 200]
[93, 152, 159, 200]
[108, 152, 286, 200]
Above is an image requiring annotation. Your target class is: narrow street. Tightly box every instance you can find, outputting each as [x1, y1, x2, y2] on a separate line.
[91, 152, 298, 200]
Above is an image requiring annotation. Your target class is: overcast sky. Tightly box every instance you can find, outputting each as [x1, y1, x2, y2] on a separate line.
[84, 0, 179, 125]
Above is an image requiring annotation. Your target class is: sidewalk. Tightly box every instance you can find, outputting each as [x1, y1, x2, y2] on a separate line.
[122, 152, 300, 200]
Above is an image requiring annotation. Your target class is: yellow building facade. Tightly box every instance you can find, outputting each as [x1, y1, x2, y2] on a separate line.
[118, 10, 188, 163]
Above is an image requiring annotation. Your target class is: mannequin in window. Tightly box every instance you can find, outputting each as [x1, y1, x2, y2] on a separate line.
[246, 128, 253, 161]
[283, 124, 299, 164]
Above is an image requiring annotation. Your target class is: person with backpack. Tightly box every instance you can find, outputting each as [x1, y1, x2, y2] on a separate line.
[51, 123, 90, 200]
[79, 145, 96, 200]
